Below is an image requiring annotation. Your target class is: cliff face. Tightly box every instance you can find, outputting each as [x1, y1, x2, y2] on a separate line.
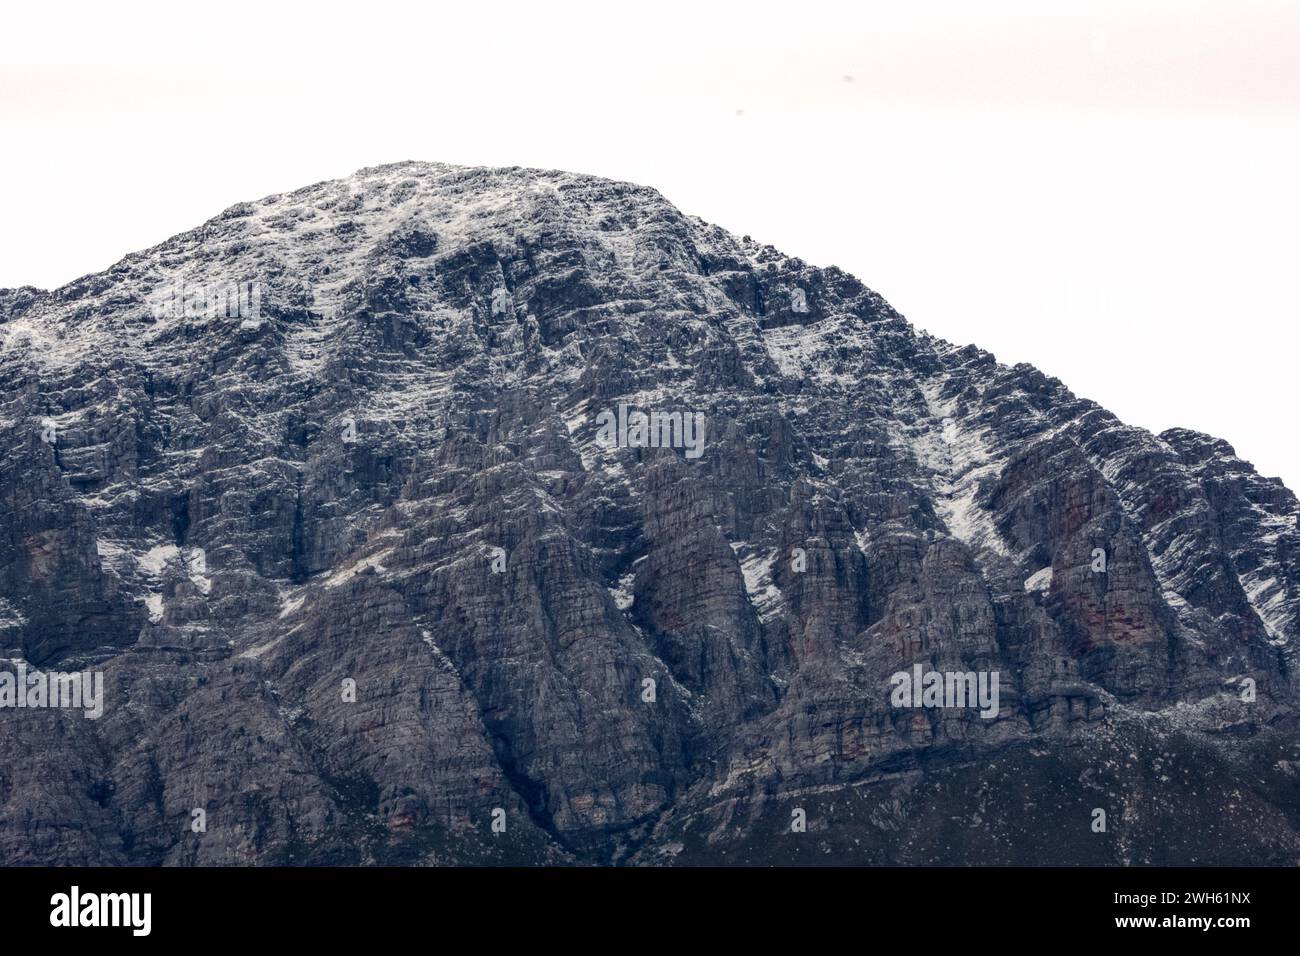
[1, 162, 1297, 865]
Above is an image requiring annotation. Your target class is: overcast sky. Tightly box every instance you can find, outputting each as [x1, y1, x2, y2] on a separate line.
[3, 0, 1297, 486]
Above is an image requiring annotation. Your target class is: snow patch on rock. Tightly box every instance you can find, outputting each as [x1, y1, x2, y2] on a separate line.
[914, 378, 1010, 559]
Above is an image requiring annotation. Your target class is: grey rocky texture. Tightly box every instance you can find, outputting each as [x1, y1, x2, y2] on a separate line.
[0, 161, 1296, 865]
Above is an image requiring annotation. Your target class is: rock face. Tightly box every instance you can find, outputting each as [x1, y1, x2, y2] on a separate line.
[1, 161, 1297, 865]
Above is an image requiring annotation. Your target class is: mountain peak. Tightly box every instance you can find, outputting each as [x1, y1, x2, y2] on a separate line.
[1, 163, 1297, 865]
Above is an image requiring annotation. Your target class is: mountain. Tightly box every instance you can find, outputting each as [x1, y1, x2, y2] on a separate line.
[1, 161, 1297, 865]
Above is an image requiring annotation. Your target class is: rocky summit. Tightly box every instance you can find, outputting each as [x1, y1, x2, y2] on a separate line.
[1, 161, 1297, 866]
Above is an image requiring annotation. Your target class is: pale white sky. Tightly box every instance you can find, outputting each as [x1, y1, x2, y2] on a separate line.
[3, 0, 1298, 486]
